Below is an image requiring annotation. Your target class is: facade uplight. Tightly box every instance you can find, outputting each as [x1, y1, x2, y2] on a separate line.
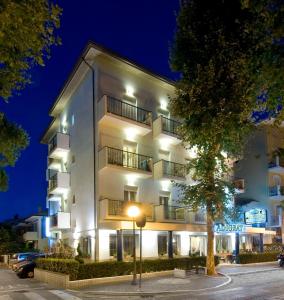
[126, 85, 135, 98]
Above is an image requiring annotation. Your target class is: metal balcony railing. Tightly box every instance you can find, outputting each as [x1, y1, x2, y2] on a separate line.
[162, 160, 186, 178]
[161, 116, 181, 137]
[269, 186, 278, 196]
[49, 173, 58, 191]
[49, 134, 58, 154]
[106, 147, 152, 172]
[106, 96, 152, 126]
[50, 214, 58, 227]
[164, 205, 185, 221]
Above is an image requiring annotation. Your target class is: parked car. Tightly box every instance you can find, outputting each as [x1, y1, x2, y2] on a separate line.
[12, 253, 46, 271]
[16, 261, 36, 278]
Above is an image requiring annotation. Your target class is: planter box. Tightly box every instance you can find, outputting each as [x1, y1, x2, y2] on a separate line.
[173, 267, 207, 278]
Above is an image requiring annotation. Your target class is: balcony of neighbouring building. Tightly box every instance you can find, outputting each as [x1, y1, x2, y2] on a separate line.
[98, 95, 152, 136]
[269, 185, 284, 200]
[153, 115, 182, 145]
[99, 147, 153, 178]
[268, 155, 284, 174]
[267, 214, 282, 227]
[155, 205, 186, 223]
[48, 172, 70, 195]
[49, 212, 71, 231]
[154, 160, 186, 181]
[23, 231, 38, 241]
[99, 198, 154, 221]
[48, 132, 70, 159]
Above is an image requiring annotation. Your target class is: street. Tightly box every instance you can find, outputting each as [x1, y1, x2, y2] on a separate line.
[1, 266, 284, 299]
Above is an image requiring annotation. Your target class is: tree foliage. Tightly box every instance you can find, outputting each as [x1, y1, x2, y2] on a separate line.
[0, 0, 61, 191]
[0, 113, 29, 191]
[0, 0, 61, 100]
[170, 0, 284, 274]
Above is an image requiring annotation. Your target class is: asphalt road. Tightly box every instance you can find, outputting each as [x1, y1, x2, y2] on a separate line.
[1, 266, 284, 300]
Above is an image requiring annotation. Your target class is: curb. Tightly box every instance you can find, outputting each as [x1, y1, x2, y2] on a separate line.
[226, 267, 281, 276]
[71, 272, 232, 297]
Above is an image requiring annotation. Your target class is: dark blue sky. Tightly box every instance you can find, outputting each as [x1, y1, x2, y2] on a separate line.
[0, 0, 180, 221]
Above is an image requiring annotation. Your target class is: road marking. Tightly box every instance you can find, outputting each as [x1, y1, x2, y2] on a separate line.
[267, 296, 284, 300]
[49, 290, 82, 300]
[0, 295, 13, 300]
[199, 287, 243, 295]
[23, 292, 46, 300]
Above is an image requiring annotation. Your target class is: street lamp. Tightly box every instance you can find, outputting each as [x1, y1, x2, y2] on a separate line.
[127, 204, 140, 285]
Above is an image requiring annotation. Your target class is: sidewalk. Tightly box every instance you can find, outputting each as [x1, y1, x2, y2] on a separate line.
[74, 262, 281, 297]
[217, 262, 279, 276]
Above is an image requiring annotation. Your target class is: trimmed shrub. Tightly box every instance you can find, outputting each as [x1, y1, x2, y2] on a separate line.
[238, 252, 279, 264]
[36, 258, 79, 280]
[37, 256, 219, 281]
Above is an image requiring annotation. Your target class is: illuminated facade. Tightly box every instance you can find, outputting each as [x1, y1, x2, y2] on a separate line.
[41, 42, 208, 260]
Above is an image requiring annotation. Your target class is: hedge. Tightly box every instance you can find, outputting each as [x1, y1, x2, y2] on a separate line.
[36, 256, 219, 281]
[36, 258, 79, 280]
[238, 252, 279, 264]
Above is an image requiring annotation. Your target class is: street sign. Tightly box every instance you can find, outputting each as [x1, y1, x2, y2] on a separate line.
[136, 214, 146, 228]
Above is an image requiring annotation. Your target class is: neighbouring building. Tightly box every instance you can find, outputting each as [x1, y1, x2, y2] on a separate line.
[41, 42, 277, 261]
[16, 212, 48, 251]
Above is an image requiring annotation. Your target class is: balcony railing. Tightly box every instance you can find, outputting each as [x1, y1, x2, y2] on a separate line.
[106, 147, 152, 172]
[106, 96, 152, 126]
[164, 206, 185, 221]
[269, 186, 278, 196]
[101, 198, 154, 220]
[162, 160, 186, 178]
[49, 173, 58, 192]
[48, 132, 70, 158]
[50, 214, 58, 227]
[161, 116, 181, 137]
[49, 134, 58, 154]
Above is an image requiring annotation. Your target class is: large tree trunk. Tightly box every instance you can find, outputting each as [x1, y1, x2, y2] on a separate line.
[206, 203, 216, 275]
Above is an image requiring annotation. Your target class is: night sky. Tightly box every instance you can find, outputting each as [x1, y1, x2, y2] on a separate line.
[0, 0, 180, 221]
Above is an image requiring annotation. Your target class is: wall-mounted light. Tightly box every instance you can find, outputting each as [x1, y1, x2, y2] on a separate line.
[61, 116, 68, 134]
[124, 128, 138, 142]
[126, 174, 138, 186]
[126, 85, 135, 98]
[161, 180, 171, 191]
[187, 146, 198, 159]
[160, 99, 168, 111]
[159, 138, 172, 151]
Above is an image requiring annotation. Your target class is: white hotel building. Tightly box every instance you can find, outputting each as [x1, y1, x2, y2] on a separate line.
[41, 42, 209, 260]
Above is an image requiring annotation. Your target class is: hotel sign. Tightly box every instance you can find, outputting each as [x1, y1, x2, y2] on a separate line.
[214, 223, 245, 233]
[244, 208, 267, 225]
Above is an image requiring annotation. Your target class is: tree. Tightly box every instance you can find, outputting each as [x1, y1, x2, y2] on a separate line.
[0, 0, 61, 190]
[0, 113, 29, 191]
[170, 0, 284, 275]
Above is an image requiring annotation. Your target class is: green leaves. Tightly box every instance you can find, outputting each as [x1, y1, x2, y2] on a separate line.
[0, 113, 29, 191]
[0, 0, 62, 100]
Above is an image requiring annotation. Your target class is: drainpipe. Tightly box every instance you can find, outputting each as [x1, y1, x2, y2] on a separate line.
[81, 57, 98, 261]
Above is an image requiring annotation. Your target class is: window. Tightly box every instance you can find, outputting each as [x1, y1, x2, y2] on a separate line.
[124, 190, 137, 202]
[123, 234, 139, 258]
[81, 236, 91, 257]
[159, 196, 169, 206]
[173, 234, 181, 256]
[72, 195, 76, 205]
[109, 234, 117, 257]
[158, 234, 167, 256]
[71, 155, 75, 164]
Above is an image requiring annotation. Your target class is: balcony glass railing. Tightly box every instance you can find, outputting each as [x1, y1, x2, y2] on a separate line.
[106, 96, 152, 126]
[49, 173, 58, 191]
[162, 160, 186, 178]
[106, 147, 152, 172]
[164, 206, 185, 221]
[161, 116, 181, 137]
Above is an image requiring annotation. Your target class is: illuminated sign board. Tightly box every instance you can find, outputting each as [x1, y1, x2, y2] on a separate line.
[244, 208, 267, 225]
[214, 223, 245, 233]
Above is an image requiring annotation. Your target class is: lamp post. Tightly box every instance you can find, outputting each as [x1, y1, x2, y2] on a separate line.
[127, 205, 140, 285]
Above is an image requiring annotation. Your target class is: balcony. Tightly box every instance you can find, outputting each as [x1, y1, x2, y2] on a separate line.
[155, 205, 186, 223]
[268, 156, 284, 174]
[48, 132, 70, 159]
[188, 211, 207, 224]
[100, 198, 154, 221]
[48, 172, 70, 195]
[154, 160, 186, 180]
[98, 95, 152, 136]
[49, 212, 71, 231]
[23, 231, 38, 241]
[153, 115, 181, 145]
[267, 215, 282, 227]
[48, 158, 62, 171]
[99, 147, 153, 178]
[269, 185, 284, 200]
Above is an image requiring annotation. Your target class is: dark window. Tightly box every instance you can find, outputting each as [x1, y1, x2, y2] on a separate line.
[109, 234, 117, 257]
[158, 235, 167, 256]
